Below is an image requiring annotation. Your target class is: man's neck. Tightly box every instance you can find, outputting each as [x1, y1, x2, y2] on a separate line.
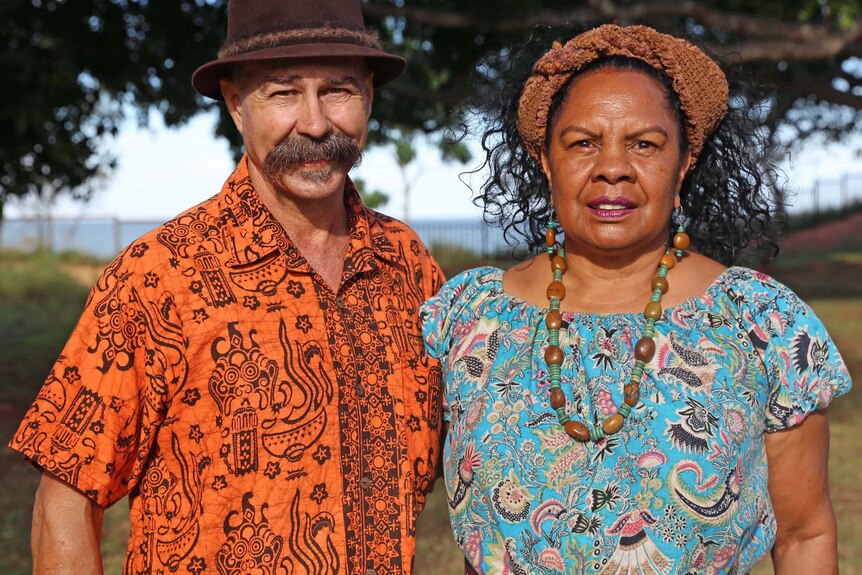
[250, 169, 351, 292]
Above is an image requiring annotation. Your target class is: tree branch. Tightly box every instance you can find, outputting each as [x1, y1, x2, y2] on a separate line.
[774, 77, 862, 110]
[364, 1, 862, 62]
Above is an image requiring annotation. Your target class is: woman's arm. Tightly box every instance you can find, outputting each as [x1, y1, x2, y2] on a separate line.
[765, 409, 838, 574]
[32, 472, 105, 575]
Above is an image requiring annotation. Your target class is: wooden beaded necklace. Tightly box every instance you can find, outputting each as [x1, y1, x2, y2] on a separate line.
[544, 223, 689, 442]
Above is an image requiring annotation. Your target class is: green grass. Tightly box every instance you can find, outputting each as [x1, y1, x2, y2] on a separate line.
[1, 244, 860, 574]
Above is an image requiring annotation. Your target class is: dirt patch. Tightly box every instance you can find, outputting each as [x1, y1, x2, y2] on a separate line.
[780, 212, 862, 254]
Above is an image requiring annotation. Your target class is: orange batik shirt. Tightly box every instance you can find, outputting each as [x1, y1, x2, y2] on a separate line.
[9, 157, 444, 575]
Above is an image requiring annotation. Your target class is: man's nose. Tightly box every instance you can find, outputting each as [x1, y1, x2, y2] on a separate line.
[296, 97, 331, 139]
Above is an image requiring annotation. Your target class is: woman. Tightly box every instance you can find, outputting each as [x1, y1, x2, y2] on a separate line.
[422, 25, 851, 574]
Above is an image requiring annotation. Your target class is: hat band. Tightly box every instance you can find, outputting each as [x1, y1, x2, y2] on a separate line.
[219, 26, 382, 59]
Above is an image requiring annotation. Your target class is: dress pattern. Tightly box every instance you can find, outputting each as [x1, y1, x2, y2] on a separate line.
[10, 156, 444, 575]
[421, 266, 851, 574]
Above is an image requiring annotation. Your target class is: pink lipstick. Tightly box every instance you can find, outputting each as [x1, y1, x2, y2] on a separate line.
[587, 196, 637, 219]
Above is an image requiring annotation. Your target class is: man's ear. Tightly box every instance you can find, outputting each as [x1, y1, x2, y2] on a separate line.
[363, 72, 374, 119]
[220, 76, 244, 134]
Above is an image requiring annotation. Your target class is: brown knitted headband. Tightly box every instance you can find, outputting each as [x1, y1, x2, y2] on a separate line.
[517, 24, 729, 167]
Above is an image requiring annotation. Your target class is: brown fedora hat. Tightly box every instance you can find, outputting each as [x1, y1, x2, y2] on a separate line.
[192, 0, 406, 100]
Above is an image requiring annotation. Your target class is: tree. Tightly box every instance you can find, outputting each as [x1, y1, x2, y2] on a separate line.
[353, 178, 389, 210]
[5, 0, 862, 219]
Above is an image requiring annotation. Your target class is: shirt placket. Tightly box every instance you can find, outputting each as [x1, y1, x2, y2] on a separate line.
[323, 267, 403, 575]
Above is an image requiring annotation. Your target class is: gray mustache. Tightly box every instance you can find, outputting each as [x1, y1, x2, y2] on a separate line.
[263, 133, 362, 178]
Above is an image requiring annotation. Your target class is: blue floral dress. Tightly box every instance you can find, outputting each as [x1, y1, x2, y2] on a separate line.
[421, 266, 851, 575]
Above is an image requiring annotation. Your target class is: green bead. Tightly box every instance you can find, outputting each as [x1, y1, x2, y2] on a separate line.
[590, 426, 605, 442]
[618, 403, 632, 418]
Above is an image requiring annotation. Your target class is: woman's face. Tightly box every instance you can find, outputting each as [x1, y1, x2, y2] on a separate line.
[541, 68, 691, 257]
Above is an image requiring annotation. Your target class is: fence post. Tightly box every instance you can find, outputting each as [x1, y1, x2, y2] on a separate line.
[46, 216, 55, 253]
[812, 180, 819, 215]
[482, 220, 489, 259]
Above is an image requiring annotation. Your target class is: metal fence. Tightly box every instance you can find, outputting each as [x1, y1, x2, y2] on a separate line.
[784, 173, 862, 215]
[2, 175, 861, 260]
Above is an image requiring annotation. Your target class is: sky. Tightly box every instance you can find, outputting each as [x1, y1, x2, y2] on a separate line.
[6, 109, 862, 223]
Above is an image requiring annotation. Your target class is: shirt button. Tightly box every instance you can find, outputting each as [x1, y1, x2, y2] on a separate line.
[359, 474, 372, 490]
[365, 569, 377, 575]
[335, 296, 346, 309]
[355, 383, 365, 397]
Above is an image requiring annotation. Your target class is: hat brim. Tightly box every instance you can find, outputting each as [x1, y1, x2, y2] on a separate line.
[191, 43, 406, 100]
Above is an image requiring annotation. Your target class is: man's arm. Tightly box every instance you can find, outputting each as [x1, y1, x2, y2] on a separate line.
[32, 472, 105, 575]
[766, 409, 838, 574]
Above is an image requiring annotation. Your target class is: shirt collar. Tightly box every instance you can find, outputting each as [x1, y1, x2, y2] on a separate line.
[218, 156, 402, 271]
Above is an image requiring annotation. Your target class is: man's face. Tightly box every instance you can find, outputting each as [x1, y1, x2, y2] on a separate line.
[221, 57, 373, 203]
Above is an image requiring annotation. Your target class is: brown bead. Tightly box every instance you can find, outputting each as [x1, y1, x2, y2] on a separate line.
[624, 382, 640, 406]
[549, 387, 566, 409]
[545, 227, 556, 248]
[673, 231, 690, 250]
[547, 281, 566, 301]
[545, 345, 564, 365]
[644, 301, 662, 320]
[602, 414, 625, 435]
[551, 254, 568, 273]
[651, 276, 669, 294]
[545, 310, 562, 331]
[564, 420, 590, 441]
[634, 337, 656, 362]
[660, 253, 676, 269]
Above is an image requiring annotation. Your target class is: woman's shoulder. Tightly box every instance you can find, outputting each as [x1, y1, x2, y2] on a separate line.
[421, 266, 509, 358]
[435, 265, 504, 304]
[708, 265, 801, 305]
[423, 266, 504, 318]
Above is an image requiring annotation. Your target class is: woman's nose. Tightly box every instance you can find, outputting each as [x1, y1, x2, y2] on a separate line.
[591, 145, 635, 184]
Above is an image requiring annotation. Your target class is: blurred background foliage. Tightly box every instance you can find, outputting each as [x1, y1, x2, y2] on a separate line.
[5, 0, 862, 219]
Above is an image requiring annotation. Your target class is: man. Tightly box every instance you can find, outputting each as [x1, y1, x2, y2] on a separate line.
[9, 2, 444, 574]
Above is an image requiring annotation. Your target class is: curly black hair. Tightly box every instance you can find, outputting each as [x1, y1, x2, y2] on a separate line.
[471, 26, 781, 265]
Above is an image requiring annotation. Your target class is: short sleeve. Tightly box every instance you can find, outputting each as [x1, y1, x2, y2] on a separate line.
[728, 269, 852, 431]
[420, 267, 501, 421]
[7, 241, 185, 507]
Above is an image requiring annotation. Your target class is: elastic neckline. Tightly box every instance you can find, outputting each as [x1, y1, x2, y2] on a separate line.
[478, 265, 741, 320]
